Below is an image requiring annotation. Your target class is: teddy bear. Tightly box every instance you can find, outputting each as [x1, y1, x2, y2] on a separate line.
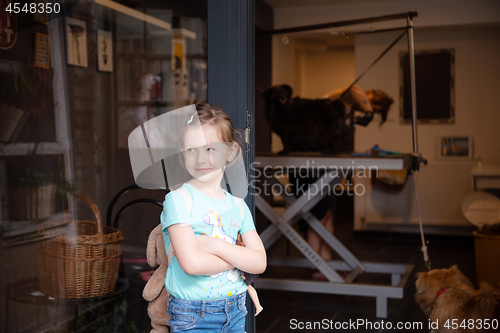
[142, 224, 170, 333]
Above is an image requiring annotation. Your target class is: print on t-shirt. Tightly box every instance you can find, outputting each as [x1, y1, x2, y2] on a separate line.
[203, 209, 241, 298]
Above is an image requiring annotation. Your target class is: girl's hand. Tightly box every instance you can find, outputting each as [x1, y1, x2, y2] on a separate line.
[210, 230, 267, 275]
[196, 232, 266, 275]
[197, 234, 243, 253]
[168, 224, 235, 275]
[196, 235, 219, 254]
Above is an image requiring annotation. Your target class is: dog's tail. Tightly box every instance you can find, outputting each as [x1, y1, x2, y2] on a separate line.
[473, 281, 500, 317]
[478, 281, 500, 296]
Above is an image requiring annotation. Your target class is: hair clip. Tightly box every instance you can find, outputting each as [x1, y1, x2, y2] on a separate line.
[186, 113, 195, 125]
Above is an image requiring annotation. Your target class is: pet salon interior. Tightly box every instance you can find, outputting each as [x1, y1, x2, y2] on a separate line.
[1, 0, 499, 332]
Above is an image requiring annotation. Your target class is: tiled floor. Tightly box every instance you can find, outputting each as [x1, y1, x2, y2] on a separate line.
[255, 221, 477, 333]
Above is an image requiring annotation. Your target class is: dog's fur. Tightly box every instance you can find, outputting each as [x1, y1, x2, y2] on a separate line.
[262, 84, 348, 155]
[415, 266, 500, 332]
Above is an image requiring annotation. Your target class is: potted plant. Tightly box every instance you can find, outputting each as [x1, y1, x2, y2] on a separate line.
[8, 162, 82, 221]
[8, 165, 57, 221]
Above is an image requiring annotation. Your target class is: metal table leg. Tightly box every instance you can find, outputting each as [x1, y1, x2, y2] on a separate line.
[255, 170, 414, 318]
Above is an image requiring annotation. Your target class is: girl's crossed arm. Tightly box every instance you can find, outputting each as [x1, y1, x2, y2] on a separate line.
[168, 223, 235, 275]
[196, 230, 266, 275]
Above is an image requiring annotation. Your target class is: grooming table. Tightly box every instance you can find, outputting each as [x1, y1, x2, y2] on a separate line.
[254, 153, 414, 318]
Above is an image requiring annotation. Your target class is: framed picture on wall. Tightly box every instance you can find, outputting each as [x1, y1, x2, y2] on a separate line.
[400, 49, 455, 124]
[438, 136, 473, 159]
[65, 17, 88, 67]
[97, 30, 113, 72]
[34, 32, 50, 69]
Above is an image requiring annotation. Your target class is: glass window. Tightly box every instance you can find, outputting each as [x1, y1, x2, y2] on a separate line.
[1, 1, 207, 331]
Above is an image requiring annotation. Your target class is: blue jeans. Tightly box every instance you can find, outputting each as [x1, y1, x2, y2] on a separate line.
[167, 292, 247, 333]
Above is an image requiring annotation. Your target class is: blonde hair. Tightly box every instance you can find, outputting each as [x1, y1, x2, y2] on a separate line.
[179, 103, 241, 160]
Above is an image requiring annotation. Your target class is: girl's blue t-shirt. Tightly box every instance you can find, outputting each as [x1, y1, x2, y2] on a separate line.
[160, 183, 255, 300]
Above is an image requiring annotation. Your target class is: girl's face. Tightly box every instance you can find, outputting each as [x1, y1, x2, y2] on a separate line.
[182, 125, 236, 183]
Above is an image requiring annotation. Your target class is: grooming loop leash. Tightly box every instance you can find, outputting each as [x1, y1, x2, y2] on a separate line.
[413, 171, 431, 270]
[340, 30, 407, 99]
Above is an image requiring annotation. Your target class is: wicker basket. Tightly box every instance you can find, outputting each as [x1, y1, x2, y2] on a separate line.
[36, 194, 124, 299]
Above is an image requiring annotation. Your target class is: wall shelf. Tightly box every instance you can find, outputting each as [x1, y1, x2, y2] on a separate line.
[0, 142, 66, 156]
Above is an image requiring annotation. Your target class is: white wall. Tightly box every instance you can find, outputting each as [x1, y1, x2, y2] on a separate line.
[354, 26, 500, 160]
[271, 1, 500, 232]
[354, 25, 500, 230]
[271, 37, 355, 152]
[272, 36, 297, 87]
[298, 45, 354, 99]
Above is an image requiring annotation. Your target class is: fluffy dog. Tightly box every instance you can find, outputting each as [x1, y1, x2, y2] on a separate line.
[262, 84, 347, 155]
[415, 266, 500, 332]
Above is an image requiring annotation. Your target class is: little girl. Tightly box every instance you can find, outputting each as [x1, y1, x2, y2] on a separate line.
[160, 103, 267, 333]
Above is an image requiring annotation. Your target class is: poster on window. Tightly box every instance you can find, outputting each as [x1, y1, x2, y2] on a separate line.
[171, 38, 188, 107]
[65, 17, 88, 67]
[34, 32, 50, 69]
[97, 30, 113, 72]
[172, 39, 185, 71]
[0, 0, 18, 50]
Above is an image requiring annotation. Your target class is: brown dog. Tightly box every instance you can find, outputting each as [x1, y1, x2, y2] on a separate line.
[415, 266, 500, 332]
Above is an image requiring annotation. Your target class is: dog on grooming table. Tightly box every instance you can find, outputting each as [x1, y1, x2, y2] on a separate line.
[261, 84, 394, 281]
[262, 84, 393, 155]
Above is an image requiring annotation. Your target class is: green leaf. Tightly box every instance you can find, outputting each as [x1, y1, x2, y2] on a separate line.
[13, 70, 19, 93]
[18, 71, 34, 95]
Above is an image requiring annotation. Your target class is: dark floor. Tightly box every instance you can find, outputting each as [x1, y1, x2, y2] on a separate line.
[254, 219, 476, 333]
[124, 214, 477, 333]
